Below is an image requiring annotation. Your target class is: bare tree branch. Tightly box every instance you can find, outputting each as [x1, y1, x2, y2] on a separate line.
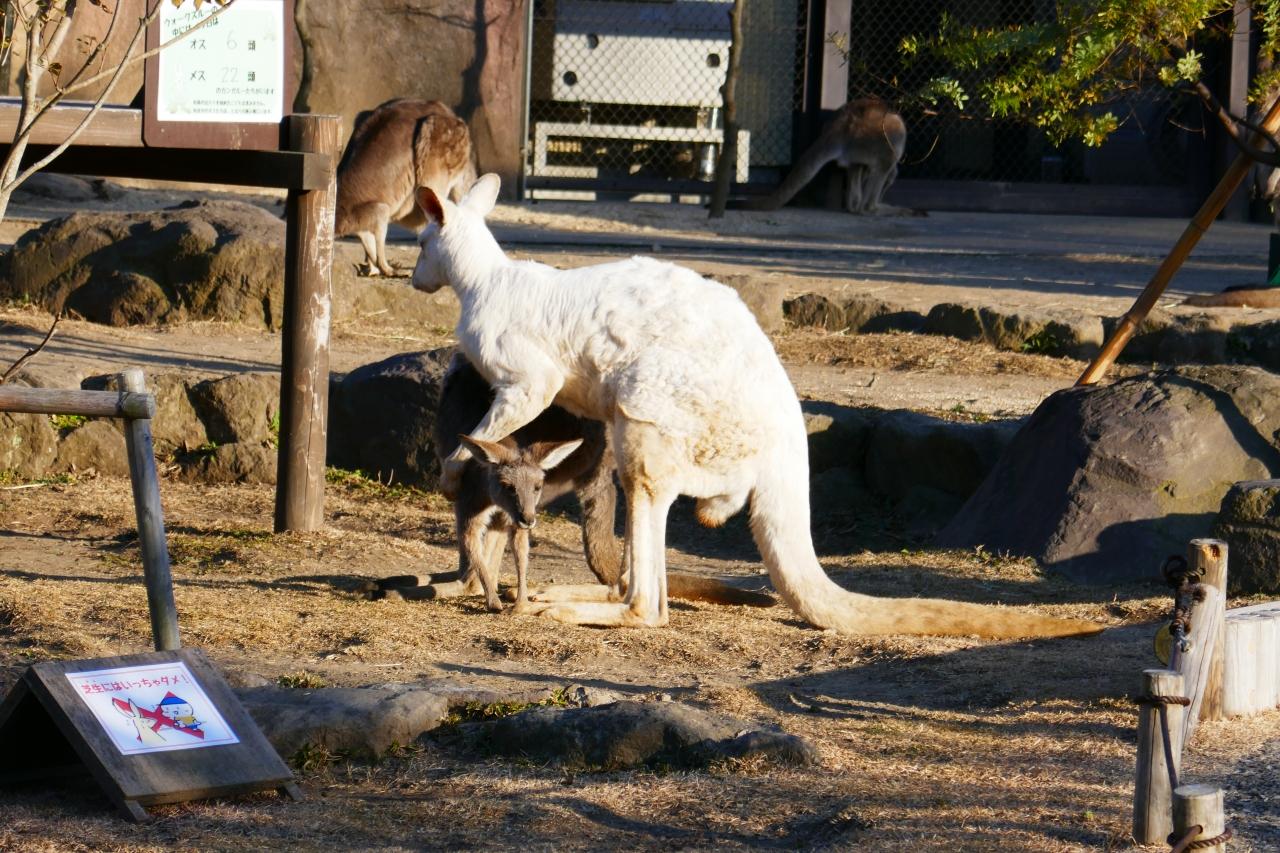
[1190, 80, 1280, 167]
[0, 311, 62, 385]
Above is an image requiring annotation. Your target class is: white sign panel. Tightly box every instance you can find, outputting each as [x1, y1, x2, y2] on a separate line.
[66, 662, 240, 755]
[156, 0, 285, 123]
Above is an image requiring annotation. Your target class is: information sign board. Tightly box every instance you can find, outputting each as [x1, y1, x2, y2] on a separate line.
[144, 0, 296, 150]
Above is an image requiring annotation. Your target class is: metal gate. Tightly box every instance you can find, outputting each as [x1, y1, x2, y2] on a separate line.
[524, 0, 805, 196]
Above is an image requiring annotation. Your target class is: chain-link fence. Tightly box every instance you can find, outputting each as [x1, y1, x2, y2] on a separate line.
[845, 0, 1211, 186]
[525, 0, 1215, 195]
[526, 0, 804, 191]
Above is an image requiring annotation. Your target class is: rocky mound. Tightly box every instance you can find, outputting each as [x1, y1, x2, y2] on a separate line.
[0, 200, 286, 328]
[936, 366, 1280, 586]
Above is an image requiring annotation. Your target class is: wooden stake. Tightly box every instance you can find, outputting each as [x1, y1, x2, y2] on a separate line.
[275, 113, 340, 533]
[1133, 669, 1185, 845]
[1189, 539, 1228, 724]
[1077, 96, 1280, 386]
[1172, 784, 1227, 853]
[119, 369, 180, 652]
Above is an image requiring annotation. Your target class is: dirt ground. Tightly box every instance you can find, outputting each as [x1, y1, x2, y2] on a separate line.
[1, 193, 1279, 851]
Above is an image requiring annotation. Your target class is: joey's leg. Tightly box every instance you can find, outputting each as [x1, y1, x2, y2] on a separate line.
[420, 514, 490, 600]
[477, 526, 506, 612]
[509, 527, 534, 614]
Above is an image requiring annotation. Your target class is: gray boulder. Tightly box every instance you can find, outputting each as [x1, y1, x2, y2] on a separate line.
[0, 201, 286, 328]
[924, 303, 1103, 358]
[803, 401, 872, 473]
[52, 420, 129, 477]
[183, 442, 278, 485]
[82, 372, 209, 457]
[328, 347, 455, 486]
[865, 411, 1020, 503]
[937, 366, 1280, 584]
[239, 685, 450, 758]
[0, 410, 58, 478]
[1213, 480, 1280, 594]
[190, 373, 281, 445]
[475, 700, 818, 770]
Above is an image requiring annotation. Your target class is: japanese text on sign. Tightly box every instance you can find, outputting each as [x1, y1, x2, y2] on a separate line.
[156, 0, 284, 123]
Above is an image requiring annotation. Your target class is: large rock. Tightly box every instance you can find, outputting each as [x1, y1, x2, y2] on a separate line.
[239, 686, 450, 758]
[865, 411, 1019, 502]
[0, 201, 286, 328]
[83, 372, 209, 457]
[475, 700, 818, 770]
[937, 367, 1280, 584]
[52, 421, 129, 477]
[924, 303, 1103, 358]
[0, 411, 58, 478]
[190, 373, 281, 445]
[327, 348, 455, 486]
[1213, 480, 1280, 594]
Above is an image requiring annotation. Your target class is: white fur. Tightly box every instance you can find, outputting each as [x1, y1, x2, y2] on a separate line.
[409, 175, 1100, 639]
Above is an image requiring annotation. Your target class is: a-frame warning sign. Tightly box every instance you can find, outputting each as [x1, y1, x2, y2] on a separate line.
[0, 648, 299, 821]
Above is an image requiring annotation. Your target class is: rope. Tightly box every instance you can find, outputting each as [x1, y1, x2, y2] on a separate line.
[1168, 825, 1233, 852]
[1133, 695, 1192, 706]
[1161, 555, 1205, 668]
[1131, 693, 1190, 794]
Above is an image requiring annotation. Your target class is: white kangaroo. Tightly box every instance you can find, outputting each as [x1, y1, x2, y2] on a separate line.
[411, 175, 1100, 639]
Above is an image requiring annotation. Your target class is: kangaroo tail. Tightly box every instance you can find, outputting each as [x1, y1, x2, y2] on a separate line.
[667, 573, 776, 607]
[748, 445, 1101, 639]
[750, 133, 836, 211]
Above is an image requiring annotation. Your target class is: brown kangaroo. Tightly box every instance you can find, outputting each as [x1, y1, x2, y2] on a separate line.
[335, 99, 477, 277]
[753, 98, 906, 214]
[377, 354, 775, 610]
[455, 434, 584, 612]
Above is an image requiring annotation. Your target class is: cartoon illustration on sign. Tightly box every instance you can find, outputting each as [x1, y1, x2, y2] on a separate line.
[111, 691, 206, 747]
[66, 662, 239, 755]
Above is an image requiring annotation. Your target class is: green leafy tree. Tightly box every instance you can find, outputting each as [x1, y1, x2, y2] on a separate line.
[876, 2, 1280, 165]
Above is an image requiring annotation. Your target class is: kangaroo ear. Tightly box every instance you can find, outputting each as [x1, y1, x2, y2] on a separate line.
[460, 173, 501, 216]
[415, 186, 446, 227]
[535, 438, 583, 471]
[458, 434, 514, 466]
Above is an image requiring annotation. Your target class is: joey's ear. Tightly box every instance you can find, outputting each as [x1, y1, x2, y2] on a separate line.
[415, 186, 446, 227]
[458, 434, 514, 466]
[534, 438, 583, 471]
[460, 173, 501, 216]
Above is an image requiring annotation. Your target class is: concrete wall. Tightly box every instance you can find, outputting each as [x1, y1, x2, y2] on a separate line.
[299, 0, 527, 197]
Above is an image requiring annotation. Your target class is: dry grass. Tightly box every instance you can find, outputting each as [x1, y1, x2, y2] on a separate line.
[2, 472, 1277, 852]
[770, 326, 1092, 380]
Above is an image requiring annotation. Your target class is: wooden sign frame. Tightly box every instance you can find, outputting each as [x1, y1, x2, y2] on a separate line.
[0, 648, 299, 822]
[143, 0, 296, 150]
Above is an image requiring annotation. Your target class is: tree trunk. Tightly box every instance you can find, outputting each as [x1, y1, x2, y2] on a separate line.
[708, 0, 743, 218]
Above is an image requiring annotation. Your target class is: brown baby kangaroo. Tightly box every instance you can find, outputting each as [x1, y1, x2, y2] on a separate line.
[455, 434, 583, 611]
[335, 99, 476, 277]
[380, 354, 775, 611]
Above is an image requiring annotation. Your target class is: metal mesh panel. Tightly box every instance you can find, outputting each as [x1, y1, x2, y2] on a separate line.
[844, 0, 1209, 185]
[526, 0, 805, 190]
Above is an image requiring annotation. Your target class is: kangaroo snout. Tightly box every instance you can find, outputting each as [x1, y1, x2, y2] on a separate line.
[518, 515, 537, 529]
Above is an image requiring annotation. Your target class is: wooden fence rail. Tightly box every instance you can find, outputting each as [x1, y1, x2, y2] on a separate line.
[0, 368, 179, 651]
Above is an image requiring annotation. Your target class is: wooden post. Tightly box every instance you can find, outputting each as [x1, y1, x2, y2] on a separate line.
[275, 113, 340, 533]
[1224, 603, 1280, 718]
[1133, 669, 1185, 845]
[118, 369, 180, 652]
[1189, 539, 1228, 725]
[1172, 784, 1227, 853]
[707, 0, 743, 218]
